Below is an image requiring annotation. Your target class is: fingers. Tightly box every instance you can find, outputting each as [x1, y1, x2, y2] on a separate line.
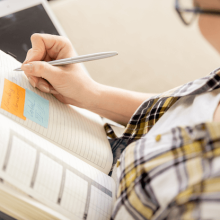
[27, 75, 38, 87]
[36, 77, 59, 94]
[21, 61, 60, 88]
[34, 34, 74, 59]
[27, 75, 59, 94]
[24, 33, 74, 63]
[22, 33, 75, 95]
[24, 35, 46, 62]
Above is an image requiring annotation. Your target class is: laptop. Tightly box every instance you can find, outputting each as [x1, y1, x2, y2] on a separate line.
[0, 0, 66, 63]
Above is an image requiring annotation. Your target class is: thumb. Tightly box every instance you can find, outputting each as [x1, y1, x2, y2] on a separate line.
[23, 34, 47, 63]
[23, 48, 46, 64]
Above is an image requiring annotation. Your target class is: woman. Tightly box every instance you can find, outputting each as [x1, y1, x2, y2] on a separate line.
[22, 0, 220, 219]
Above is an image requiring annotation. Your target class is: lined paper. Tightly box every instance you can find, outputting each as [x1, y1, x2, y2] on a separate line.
[0, 50, 112, 173]
[87, 186, 112, 220]
[34, 153, 63, 202]
[5, 136, 37, 186]
[0, 114, 115, 220]
[60, 170, 88, 219]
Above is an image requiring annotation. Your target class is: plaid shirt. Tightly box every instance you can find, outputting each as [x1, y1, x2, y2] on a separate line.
[105, 68, 220, 219]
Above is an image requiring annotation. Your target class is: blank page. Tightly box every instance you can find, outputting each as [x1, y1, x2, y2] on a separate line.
[0, 114, 115, 220]
[0, 50, 112, 173]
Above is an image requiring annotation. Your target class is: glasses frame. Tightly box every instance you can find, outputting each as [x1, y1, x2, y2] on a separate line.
[175, 0, 220, 25]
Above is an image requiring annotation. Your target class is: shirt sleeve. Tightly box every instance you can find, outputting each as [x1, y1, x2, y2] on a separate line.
[106, 68, 220, 173]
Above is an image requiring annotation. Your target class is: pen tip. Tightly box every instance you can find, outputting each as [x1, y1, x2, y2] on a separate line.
[13, 68, 22, 71]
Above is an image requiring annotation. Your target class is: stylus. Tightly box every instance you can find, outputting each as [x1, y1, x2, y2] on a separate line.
[13, 51, 118, 71]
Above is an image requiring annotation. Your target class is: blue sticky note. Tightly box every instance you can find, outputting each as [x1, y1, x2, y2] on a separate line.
[24, 89, 49, 128]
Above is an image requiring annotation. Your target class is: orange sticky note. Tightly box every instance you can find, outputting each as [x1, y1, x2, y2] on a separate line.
[1, 79, 26, 120]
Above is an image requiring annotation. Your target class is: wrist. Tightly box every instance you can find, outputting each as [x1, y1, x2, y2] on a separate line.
[85, 81, 103, 109]
[70, 80, 103, 110]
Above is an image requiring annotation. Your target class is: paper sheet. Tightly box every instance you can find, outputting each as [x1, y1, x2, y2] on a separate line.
[0, 50, 113, 174]
[24, 89, 49, 128]
[0, 114, 115, 220]
[0, 79, 26, 120]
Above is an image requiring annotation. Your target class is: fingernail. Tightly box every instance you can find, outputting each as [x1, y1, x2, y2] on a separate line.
[50, 89, 59, 95]
[28, 76, 36, 87]
[22, 63, 33, 72]
[38, 83, 50, 93]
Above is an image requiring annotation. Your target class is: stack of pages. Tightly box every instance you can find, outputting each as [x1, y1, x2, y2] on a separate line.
[0, 50, 115, 220]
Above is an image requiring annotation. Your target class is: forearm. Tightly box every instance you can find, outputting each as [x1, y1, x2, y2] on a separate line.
[87, 83, 158, 126]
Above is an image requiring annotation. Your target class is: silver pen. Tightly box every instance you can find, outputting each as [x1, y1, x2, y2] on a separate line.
[14, 51, 118, 71]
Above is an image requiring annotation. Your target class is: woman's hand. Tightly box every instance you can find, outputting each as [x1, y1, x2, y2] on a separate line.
[21, 33, 99, 108]
[22, 34, 157, 125]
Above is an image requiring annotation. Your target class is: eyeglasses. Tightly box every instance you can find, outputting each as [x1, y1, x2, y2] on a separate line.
[175, 0, 220, 25]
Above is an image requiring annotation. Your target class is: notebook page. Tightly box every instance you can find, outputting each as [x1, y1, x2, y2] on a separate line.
[0, 50, 112, 174]
[0, 114, 115, 220]
[0, 182, 68, 220]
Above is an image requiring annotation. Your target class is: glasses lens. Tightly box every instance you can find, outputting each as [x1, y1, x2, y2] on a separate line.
[178, 0, 195, 24]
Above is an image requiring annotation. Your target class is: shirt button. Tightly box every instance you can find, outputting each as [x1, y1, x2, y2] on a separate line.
[116, 160, 121, 167]
[155, 134, 161, 142]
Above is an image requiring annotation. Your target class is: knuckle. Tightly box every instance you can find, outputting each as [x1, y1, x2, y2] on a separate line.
[38, 62, 46, 72]
[39, 62, 51, 79]
[60, 36, 67, 41]
[27, 49, 33, 55]
[31, 33, 40, 41]
[32, 62, 45, 76]
[60, 36, 71, 45]
[25, 49, 33, 61]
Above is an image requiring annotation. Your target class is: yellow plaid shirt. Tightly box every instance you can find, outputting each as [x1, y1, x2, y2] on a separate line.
[106, 68, 220, 219]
